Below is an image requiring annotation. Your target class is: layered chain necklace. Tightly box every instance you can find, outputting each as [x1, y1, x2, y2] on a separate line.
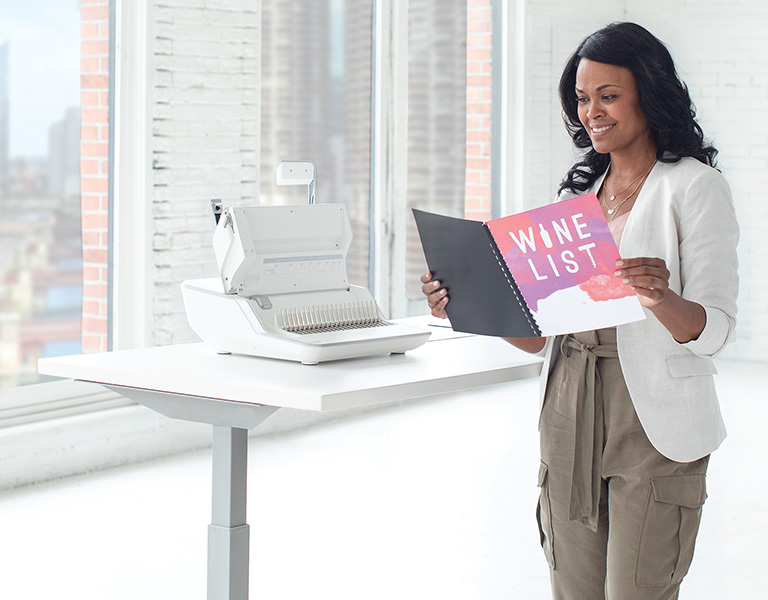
[601, 161, 656, 220]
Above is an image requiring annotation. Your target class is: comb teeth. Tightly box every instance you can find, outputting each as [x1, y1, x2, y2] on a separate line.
[279, 301, 386, 334]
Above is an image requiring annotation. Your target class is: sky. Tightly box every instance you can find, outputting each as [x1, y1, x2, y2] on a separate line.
[0, 1, 81, 158]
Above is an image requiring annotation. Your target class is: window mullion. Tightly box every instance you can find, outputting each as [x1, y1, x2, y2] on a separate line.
[372, 0, 409, 319]
[112, 0, 152, 351]
[500, 0, 526, 218]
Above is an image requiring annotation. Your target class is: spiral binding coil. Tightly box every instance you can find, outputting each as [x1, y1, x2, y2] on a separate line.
[279, 301, 386, 334]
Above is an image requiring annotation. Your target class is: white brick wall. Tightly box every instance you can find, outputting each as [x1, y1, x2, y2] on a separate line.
[520, 0, 768, 360]
[150, 0, 261, 345]
[521, 0, 626, 210]
[675, 0, 768, 359]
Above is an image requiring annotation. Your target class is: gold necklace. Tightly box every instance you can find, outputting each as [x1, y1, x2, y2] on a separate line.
[602, 162, 656, 206]
[601, 166, 653, 221]
[602, 185, 638, 220]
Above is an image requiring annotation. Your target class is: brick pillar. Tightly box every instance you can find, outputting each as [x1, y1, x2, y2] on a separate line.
[80, 0, 110, 353]
[465, 0, 493, 221]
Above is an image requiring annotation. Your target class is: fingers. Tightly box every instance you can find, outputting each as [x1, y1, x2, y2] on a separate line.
[425, 283, 448, 315]
[615, 258, 669, 285]
[615, 257, 670, 305]
[429, 294, 449, 318]
[420, 277, 440, 297]
[615, 257, 667, 270]
[419, 271, 449, 318]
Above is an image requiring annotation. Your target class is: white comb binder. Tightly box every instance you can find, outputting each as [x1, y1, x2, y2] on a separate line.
[181, 202, 430, 365]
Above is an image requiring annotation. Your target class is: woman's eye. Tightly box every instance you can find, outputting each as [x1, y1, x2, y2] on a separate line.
[602, 94, 617, 101]
[577, 97, 588, 104]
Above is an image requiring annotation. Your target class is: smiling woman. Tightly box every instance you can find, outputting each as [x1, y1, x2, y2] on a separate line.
[420, 19, 740, 600]
[542, 22, 738, 599]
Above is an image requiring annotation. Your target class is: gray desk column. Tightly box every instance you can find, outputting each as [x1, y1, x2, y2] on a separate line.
[208, 426, 249, 600]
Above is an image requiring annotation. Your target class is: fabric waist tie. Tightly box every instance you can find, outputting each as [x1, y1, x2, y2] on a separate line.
[560, 333, 619, 532]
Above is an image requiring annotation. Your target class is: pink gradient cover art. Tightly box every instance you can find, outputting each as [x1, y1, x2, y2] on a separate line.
[486, 193, 645, 335]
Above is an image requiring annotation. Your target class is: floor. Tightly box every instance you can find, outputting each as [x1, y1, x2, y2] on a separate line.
[0, 358, 764, 600]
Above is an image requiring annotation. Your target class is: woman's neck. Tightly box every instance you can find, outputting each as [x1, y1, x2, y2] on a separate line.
[607, 146, 657, 183]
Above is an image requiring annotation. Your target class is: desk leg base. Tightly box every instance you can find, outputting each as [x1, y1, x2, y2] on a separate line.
[207, 523, 250, 600]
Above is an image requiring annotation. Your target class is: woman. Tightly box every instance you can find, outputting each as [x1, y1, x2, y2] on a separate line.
[421, 22, 738, 600]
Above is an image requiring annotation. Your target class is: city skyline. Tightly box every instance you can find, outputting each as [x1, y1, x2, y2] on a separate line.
[0, 1, 83, 388]
[0, 1, 80, 158]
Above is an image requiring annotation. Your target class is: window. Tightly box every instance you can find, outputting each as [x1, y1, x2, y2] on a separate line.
[258, 0, 497, 311]
[0, 1, 87, 388]
[404, 0, 470, 301]
[395, 0, 498, 313]
[0, 1, 125, 442]
[260, 0, 373, 289]
[0, 0, 500, 384]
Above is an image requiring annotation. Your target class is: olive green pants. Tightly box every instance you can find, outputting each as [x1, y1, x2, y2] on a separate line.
[537, 329, 708, 600]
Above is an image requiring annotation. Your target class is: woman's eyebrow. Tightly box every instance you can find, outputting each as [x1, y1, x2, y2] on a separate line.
[575, 83, 621, 93]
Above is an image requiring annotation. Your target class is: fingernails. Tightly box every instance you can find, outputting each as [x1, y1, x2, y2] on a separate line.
[615, 260, 624, 267]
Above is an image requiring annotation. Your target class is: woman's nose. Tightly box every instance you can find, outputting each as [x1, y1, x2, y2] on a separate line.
[587, 100, 604, 120]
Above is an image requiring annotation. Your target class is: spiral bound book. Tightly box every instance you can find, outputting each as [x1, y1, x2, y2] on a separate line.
[413, 193, 645, 337]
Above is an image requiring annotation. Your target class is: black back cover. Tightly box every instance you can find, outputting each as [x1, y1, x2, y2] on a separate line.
[412, 208, 540, 337]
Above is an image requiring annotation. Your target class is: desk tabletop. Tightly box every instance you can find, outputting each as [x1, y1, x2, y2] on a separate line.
[38, 332, 542, 412]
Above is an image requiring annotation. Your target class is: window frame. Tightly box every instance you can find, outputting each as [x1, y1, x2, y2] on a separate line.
[0, 0, 158, 490]
[2, 0, 152, 409]
[371, 0, 409, 319]
[500, 0, 525, 219]
[110, 0, 152, 352]
[375, 0, 506, 318]
[0, 2, 124, 416]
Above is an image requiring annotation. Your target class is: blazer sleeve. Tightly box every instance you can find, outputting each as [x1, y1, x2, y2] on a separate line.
[676, 167, 739, 357]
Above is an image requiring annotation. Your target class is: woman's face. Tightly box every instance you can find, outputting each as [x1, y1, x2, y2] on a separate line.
[574, 58, 654, 158]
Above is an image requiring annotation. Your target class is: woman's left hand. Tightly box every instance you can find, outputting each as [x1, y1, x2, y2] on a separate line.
[614, 257, 670, 308]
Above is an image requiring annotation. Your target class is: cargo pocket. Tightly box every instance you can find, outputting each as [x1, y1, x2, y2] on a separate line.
[634, 474, 707, 587]
[536, 461, 556, 569]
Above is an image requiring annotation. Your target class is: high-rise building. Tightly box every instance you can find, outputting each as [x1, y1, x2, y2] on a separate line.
[404, 1, 467, 299]
[260, 1, 372, 287]
[260, 0, 333, 208]
[48, 105, 81, 210]
[341, 2, 373, 285]
[0, 42, 9, 200]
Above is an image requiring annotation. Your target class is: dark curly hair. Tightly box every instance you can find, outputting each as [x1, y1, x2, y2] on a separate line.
[558, 22, 718, 195]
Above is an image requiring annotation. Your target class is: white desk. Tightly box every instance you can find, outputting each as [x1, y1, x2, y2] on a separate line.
[38, 332, 541, 600]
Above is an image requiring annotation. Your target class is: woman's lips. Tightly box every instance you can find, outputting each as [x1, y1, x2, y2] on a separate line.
[590, 123, 615, 135]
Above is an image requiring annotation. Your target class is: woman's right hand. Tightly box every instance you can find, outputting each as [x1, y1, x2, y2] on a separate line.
[420, 270, 545, 353]
[420, 272, 449, 319]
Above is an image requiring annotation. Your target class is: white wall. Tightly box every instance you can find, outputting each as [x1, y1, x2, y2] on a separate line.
[674, 0, 768, 359]
[150, 0, 261, 346]
[520, 0, 623, 210]
[518, 0, 768, 360]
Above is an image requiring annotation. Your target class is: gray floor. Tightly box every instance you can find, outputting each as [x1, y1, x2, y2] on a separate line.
[0, 358, 764, 599]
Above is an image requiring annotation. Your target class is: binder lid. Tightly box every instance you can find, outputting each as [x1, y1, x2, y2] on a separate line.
[213, 204, 353, 297]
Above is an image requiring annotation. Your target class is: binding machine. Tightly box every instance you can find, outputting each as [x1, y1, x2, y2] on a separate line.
[181, 166, 429, 364]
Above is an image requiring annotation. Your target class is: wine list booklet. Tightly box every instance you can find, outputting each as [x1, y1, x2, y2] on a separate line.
[413, 193, 645, 337]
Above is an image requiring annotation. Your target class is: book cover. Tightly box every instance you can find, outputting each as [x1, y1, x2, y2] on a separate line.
[413, 193, 645, 338]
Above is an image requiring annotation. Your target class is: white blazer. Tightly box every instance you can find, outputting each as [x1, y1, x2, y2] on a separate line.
[539, 157, 739, 462]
